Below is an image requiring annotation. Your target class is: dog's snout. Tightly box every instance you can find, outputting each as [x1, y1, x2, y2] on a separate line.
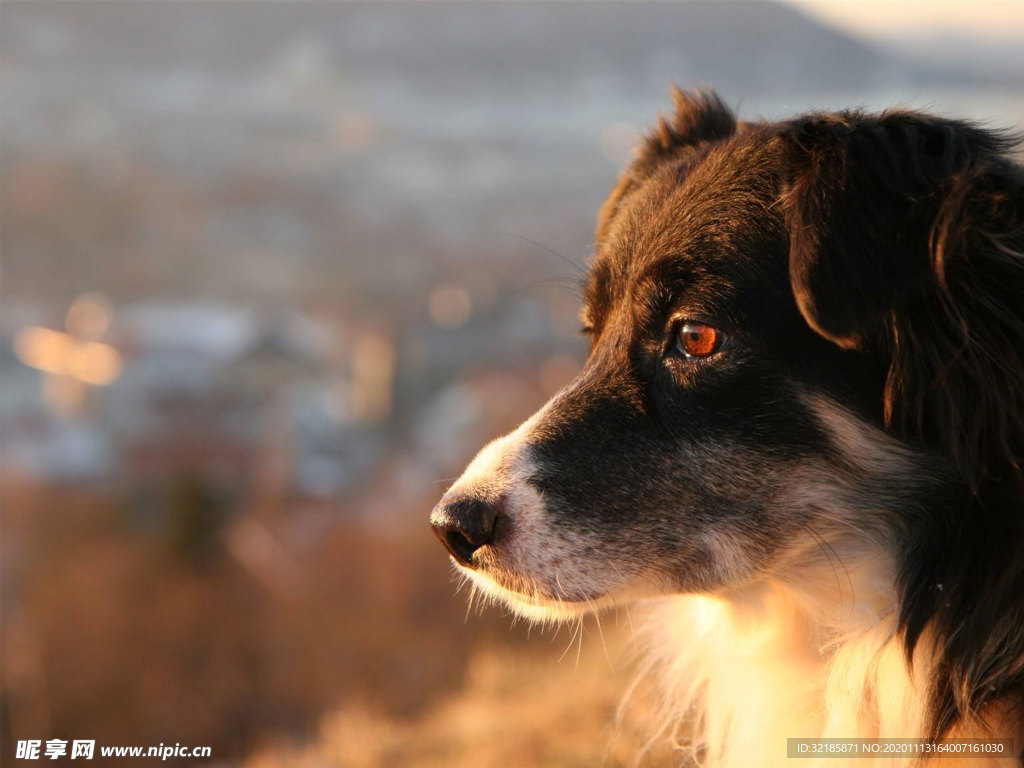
[430, 495, 502, 567]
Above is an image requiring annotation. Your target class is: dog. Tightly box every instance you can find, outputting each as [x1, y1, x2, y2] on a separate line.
[430, 89, 1024, 767]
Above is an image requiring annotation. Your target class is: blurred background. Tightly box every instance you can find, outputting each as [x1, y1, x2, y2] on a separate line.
[1, 1, 1022, 765]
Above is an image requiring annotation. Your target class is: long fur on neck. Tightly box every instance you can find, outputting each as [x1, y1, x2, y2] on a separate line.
[635, 546, 1020, 768]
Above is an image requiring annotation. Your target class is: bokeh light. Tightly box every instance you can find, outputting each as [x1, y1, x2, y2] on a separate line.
[65, 291, 113, 340]
[428, 284, 473, 330]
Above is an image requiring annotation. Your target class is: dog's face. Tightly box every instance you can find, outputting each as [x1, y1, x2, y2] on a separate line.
[430, 90, 1021, 623]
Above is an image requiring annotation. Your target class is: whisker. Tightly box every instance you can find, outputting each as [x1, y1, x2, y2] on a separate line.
[802, 521, 855, 623]
[464, 583, 478, 624]
[492, 231, 588, 277]
[559, 615, 583, 663]
[590, 597, 613, 670]
[508, 278, 586, 300]
[575, 616, 585, 671]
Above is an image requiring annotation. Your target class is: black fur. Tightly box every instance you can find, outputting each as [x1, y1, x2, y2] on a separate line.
[434, 89, 1024, 748]
[779, 107, 1024, 741]
[780, 110, 1024, 490]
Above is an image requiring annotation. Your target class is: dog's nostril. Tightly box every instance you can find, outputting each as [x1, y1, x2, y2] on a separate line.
[442, 529, 479, 567]
[429, 496, 501, 568]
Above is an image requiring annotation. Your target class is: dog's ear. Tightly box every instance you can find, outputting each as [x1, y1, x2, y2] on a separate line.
[781, 113, 1024, 488]
[597, 87, 736, 243]
[781, 113, 1010, 348]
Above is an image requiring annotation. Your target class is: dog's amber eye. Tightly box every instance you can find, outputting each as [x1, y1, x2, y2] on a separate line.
[676, 321, 722, 358]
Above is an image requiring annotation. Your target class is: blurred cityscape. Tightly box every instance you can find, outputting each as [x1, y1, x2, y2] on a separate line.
[1, 2, 1022, 765]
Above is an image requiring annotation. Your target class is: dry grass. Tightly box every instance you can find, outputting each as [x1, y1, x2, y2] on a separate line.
[247, 628, 677, 768]
[1, 480, 679, 767]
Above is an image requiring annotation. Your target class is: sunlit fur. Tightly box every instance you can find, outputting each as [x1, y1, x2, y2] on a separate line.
[455, 396, 1009, 767]
[632, 400, 1013, 768]
[432, 90, 1024, 766]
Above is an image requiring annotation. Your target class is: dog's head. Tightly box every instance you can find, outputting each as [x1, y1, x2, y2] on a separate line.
[430, 89, 1024, 623]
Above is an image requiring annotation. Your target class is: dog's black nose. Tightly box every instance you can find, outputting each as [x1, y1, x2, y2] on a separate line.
[430, 495, 501, 567]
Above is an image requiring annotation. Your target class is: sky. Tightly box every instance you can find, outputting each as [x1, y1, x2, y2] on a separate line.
[783, 0, 1024, 40]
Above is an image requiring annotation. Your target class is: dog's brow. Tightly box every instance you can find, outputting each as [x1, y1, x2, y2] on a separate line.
[633, 254, 694, 297]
